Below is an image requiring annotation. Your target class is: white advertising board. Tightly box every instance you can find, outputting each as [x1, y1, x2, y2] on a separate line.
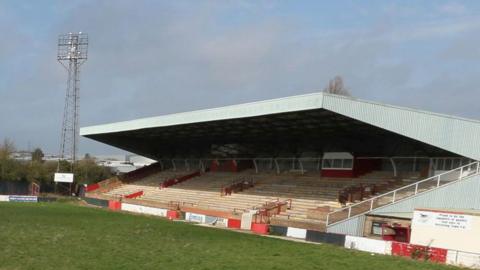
[286, 227, 307, 239]
[185, 212, 206, 223]
[121, 203, 167, 217]
[411, 209, 480, 253]
[215, 218, 228, 228]
[0, 195, 10, 202]
[345, 236, 391, 255]
[204, 216, 228, 227]
[9, 196, 38, 202]
[54, 173, 74, 183]
[413, 210, 472, 230]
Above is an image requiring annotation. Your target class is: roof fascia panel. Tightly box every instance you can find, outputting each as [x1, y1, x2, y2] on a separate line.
[80, 93, 324, 136]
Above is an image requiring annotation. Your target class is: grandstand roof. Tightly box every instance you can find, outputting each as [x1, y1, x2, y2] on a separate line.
[80, 93, 480, 160]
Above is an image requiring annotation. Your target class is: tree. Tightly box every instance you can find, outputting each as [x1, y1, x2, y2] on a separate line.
[27, 161, 47, 182]
[0, 139, 16, 181]
[31, 148, 44, 163]
[0, 138, 15, 160]
[323, 76, 351, 96]
[0, 138, 112, 184]
[74, 158, 112, 184]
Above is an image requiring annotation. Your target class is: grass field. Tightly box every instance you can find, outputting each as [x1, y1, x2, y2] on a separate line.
[0, 202, 458, 270]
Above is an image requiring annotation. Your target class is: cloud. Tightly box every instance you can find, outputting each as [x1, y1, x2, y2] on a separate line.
[0, 1, 479, 155]
[439, 2, 467, 16]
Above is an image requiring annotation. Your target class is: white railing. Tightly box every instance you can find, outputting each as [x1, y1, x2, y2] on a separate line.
[326, 161, 480, 226]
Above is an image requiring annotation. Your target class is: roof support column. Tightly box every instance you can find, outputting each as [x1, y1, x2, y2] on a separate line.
[159, 160, 164, 171]
[274, 158, 280, 174]
[413, 157, 416, 172]
[298, 158, 304, 174]
[171, 159, 176, 171]
[253, 159, 258, 174]
[389, 158, 397, 177]
[199, 160, 205, 173]
[429, 158, 434, 177]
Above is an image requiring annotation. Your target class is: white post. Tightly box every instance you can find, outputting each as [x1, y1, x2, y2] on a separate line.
[253, 159, 258, 174]
[299, 159, 304, 174]
[390, 158, 397, 177]
[429, 158, 434, 177]
[437, 175, 441, 187]
[274, 159, 280, 174]
[159, 160, 164, 171]
[199, 160, 204, 173]
[392, 190, 396, 203]
[348, 207, 352, 218]
[326, 214, 329, 225]
[370, 199, 374, 211]
[460, 166, 464, 180]
[414, 183, 418, 195]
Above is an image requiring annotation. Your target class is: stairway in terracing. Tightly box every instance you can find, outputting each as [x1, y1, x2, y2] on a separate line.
[325, 161, 480, 226]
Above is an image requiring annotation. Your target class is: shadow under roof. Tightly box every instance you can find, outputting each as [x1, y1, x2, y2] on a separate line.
[81, 93, 480, 160]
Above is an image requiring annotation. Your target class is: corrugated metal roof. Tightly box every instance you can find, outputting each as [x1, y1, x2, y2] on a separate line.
[80, 92, 480, 160]
[372, 174, 480, 214]
[322, 94, 480, 161]
[80, 93, 324, 135]
[326, 215, 365, 236]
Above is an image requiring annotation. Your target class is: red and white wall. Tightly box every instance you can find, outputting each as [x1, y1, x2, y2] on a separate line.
[83, 198, 480, 269]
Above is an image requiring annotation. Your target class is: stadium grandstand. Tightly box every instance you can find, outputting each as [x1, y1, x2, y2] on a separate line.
[80, 92, 480, 236]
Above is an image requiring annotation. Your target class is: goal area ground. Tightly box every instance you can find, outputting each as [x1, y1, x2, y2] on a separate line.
[0, 202, 457, 270]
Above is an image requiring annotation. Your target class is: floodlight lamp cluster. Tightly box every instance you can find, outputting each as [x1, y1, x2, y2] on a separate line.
[57, 32, 88, 63]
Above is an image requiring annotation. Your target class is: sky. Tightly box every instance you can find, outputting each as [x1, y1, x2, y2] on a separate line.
[0, 0, 479, 156]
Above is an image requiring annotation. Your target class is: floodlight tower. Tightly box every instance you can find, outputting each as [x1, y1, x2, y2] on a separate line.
[57, 32, 88, 172]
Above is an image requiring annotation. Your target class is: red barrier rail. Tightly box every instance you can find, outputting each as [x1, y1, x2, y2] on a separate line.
[124, 190, 144, 199]
[221, 177, 254, 196]
[338, 182, 396, 205]
[160, 171, 201, 189]
[255, 199, 292, 223]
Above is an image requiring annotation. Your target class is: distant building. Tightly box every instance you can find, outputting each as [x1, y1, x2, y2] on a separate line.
[10, 151, 32, 161]
[93, 154, 156, 175]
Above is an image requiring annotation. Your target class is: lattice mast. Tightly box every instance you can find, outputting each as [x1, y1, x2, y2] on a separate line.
[57, 32, 88, 172]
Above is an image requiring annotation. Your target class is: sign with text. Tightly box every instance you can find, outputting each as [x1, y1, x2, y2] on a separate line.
[186, 212, 206, 223]
[9, 196, 37, 202]
[413, 210, 472, 230]
[54, 173, 74, 183]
